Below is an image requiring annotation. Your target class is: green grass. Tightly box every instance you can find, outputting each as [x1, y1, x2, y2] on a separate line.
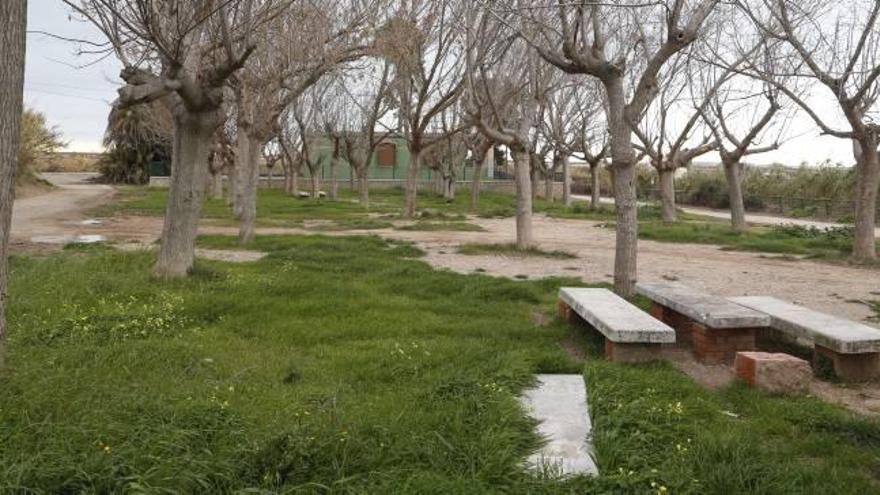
[636, 222, 868, 261]
[3, 237, 880, 492]
[101, 187, 524, 226]
[459, 243, 578, 259]
[101, 187, 877, 263]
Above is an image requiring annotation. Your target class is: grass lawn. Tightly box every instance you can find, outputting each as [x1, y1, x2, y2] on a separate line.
[3, 236, 880, 492]
[102, 187, 877, 263]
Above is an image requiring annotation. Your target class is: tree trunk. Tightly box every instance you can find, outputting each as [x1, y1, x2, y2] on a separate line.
[349, 166, 355, 191]
[267, 167, 273, 190]
[358, 166, 370, 206]
[0, 0, 27, 363]
[590, 163, 601, 209]
[154, 111, 217, 278]
[226, 162, 235, 206]
[310, 169, 320, 199]
[563, 154, 572, 206]
[238, 139, 261, 244]
[233, 131, 252, 219]
[853, 147, 879, 261]
[471, 155, 484, 212]
[291, 165, 299, 196]
[211, 171, 224, 200]
[512, 149, 534, 249]
[444, 175, 455, 201]
[530, 164, 539, 201]
[658, 167, 677, 222]
[544, 174, 553, 202]
[606, 77, 638, 297]
[329, 157, 338, 200]
[724, 160, 747, 232]
[404, 148, 421, 218]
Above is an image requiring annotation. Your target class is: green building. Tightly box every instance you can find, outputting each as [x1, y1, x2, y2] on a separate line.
[304, 135, 498, 182]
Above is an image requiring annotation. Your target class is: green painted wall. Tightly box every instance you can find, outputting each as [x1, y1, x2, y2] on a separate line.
[304, 135, 492, 181]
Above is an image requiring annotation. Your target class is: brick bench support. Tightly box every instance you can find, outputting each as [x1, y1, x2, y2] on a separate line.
[651, 302, 757, 364]
[732, 296, 880, 382]
[814, 345, 880, 381]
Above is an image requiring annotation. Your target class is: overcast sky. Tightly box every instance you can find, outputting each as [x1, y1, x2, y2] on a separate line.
[24, 1, 858, 166]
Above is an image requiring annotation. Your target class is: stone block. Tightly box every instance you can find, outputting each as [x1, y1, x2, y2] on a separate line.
[735, 351, 811, 394]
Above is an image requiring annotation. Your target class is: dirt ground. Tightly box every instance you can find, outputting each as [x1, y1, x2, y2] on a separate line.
[13, 175, 879, 323]
[11, 176, 880, 415]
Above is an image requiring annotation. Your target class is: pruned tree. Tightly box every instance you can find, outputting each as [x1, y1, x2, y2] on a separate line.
[0, 0, 27, 365]
[570, 80, 608, 208]
[64, 0, 272, 277]
[697, 32, 788, 231]
[511, 0, 719, 296]
[738, 0, 880, 261]
[466, 5, 551, 249]
[464, 130, 494, 211]
[541, 78, 583, 204]
[292, 90, 329, 199]
[337, 60, 395, 206]
[631, 58, 721, 222]
[378, 1, 467, 218]
[263, 139, 282, 190]
[208, 124, 236, 200]
[231, 0, 380, 243]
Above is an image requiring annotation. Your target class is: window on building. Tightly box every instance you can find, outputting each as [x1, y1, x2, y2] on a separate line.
[376, 142, 396, 167]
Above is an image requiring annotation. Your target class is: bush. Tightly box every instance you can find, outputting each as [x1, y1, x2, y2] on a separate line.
[18, 108, 65, 183]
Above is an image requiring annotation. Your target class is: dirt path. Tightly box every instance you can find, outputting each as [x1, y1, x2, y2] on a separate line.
[11, 173, 115, 245]
[12, 181, 879, 323]
[574, 194, 880, 236]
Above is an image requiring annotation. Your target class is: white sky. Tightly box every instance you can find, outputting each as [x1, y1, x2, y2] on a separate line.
[24, 1, 857, 166]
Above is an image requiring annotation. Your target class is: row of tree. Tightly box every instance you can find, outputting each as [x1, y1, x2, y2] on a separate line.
[53, 0, 880, 301]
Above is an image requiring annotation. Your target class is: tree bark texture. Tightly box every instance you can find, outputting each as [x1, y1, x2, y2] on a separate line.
[658, 168, 677, 222]
[724, 161, 747, 231]
[404, 149, 421, 217]
[154, 111, 218, 278]
[0, 0, 27, 362]
[512, 149, 534, 249]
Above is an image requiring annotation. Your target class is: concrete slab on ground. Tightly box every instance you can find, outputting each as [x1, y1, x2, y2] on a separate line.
[519, 374, 598, 477]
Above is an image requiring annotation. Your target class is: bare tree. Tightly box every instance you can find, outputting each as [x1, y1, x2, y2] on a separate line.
[232, 0, 378, 243]
[541, 78, 582, 203]
[698, 52, 785, 231]
[292, 91, 330, 199]
[0, 0, 27, 364]
[65, 0, 273, 277]
[739, 1, 880, 261]
[631, 59, 721, 222]
[378, 1, 466, 218]
[511, 0, 719, 295]
[466, 6, 551, 249]
[464, 131, 494, 211]
[337, 60, 395, 206]
[572, 85, 609, 209]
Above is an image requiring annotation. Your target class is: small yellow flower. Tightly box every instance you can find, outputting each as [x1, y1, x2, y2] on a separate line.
[103, 445, 111, 454]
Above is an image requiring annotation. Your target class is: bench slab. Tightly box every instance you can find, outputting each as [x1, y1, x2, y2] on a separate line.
[730, 296, 880, 354]
[637, 283, 770, 329]
[559, 288, 675, 344]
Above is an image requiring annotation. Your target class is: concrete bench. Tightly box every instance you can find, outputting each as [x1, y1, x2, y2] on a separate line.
[636, 282, 771, 364]
[558, 288, 675, 363]
[731, 296, 880, 381]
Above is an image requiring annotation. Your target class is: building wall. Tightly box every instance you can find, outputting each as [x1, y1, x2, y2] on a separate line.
[306, 136, 494, 181]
